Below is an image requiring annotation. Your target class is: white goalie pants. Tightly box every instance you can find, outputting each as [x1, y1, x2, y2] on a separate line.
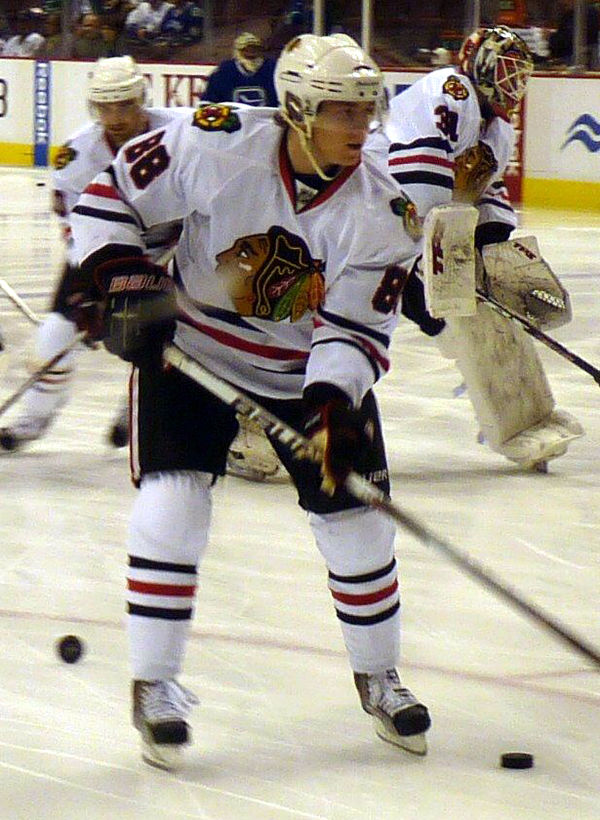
[127, 471, 400, 680]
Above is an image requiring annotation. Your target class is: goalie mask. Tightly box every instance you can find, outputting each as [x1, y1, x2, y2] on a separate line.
[233, 32, 265, 75]
[87, 56, 146, 111]
[458, 26, 533, 115]
[275, 33, 385, 178]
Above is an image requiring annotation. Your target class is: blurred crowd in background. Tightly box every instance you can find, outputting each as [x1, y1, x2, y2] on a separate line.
[0, 1, 599, 70]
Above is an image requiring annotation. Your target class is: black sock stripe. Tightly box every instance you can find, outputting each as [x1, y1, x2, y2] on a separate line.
[129, 555, 197, 574]
[328, 558, 396, 585]
[335, 601, 400, 626]
[128, 603, 193, 620]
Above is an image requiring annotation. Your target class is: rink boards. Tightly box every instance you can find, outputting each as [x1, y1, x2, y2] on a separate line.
[0, 57, 599, 210]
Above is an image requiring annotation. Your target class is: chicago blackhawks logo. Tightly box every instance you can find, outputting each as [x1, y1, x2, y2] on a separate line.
[192, 104, 241, 133]
[442, 75, 469, 101]
[216, 226, 325, 321]
[390, 192, 422, 241]
[53, 144, 77, 170]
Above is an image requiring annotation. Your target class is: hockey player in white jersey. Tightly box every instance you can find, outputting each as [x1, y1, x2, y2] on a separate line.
[385, 25, 582, 470]
[0, 56, 186, 452]
[70, 33, 431, 770]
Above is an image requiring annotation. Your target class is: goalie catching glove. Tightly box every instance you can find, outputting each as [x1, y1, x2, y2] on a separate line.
[303, 383, 373, 496]
[92, 256, 177, 366]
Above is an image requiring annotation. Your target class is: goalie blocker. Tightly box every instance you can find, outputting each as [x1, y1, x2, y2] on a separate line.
[422, 205, 583, 469]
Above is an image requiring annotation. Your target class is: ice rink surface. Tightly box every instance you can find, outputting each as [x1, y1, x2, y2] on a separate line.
[0, 169, 598, 820]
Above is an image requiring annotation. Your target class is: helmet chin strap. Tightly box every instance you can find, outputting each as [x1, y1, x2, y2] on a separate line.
[281, 110, 337, 182]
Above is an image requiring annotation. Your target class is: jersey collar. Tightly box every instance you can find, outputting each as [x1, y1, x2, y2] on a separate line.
[278, 135, 359, 214]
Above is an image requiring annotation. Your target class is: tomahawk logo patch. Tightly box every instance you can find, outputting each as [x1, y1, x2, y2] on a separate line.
[53, 144, 77, 170]
[192, 104, 241, 133]
[442, 75, 469, 101]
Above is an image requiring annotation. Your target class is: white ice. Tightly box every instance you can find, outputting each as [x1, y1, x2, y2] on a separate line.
[0, 169, 598, 820]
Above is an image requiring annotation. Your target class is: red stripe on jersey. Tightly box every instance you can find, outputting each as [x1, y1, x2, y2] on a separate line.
[180, 313, 309, 361]
[84, 182, 121, 199]
[128, 579, 196, 596]
[389, 154, 453, 169]
[331, 580, 398, 606]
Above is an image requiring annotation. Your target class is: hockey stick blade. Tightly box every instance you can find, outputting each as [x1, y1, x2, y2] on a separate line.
[164, 343, 600, 670]
[0, 278, 41, 325]
[477, 289, 600, 387]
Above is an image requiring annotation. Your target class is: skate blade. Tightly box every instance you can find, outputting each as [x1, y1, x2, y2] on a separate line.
[373, 718, 428, 756]
[141, 739, 185, 771]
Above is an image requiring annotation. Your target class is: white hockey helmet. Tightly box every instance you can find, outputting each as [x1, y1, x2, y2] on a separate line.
[87, 56, 146, 106]
[275, 33, 384, 136]
[458, 25, 533, 114]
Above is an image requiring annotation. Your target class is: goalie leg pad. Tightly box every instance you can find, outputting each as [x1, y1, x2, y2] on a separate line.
[446, 303, 583, 465]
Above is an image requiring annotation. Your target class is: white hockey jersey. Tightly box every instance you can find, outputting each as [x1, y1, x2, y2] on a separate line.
[71, 105, 422, 403]
[385, 67, 517, 230]
[53, 107, 188, 262]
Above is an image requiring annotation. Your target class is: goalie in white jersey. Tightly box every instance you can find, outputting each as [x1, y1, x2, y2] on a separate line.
[385, 25, 582, 469]
[0, 56, 187, 453]
[70, 34, 431, 770]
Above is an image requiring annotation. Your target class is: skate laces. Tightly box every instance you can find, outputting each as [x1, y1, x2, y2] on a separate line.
[141, 680, 199, 722]
[371, 670, 417, 714]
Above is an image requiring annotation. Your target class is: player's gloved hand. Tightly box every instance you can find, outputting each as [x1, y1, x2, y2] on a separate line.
[303, 383, 372, 496]
[94, 257, 177, 366]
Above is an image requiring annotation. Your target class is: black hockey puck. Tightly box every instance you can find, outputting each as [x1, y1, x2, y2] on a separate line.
[500, 752, 534, 769]
[56, 634, 84, 664]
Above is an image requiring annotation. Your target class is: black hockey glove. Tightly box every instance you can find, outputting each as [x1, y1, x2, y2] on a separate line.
[94, 257, 177, 366]
[303, 383, 372, 496]
[401, 271, 446, 337]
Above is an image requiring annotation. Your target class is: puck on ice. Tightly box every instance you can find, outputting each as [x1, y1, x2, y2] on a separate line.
[56, 635, 84, 664]
[500, 752, 534, 769]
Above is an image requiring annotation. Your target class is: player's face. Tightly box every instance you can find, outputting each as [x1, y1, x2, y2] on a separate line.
[96, 99, 147, 148]
[310, 100, 377, 167]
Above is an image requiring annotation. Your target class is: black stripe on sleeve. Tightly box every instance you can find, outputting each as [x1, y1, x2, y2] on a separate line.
[390, 170, 454, 190]
[317, 307, 390, 347]
[72, 204, 140, 226]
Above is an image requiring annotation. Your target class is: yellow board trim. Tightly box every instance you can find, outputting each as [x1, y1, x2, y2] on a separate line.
[0, 143, 35, 166]
[1, 144, 66, 168]
[523, 177, 600, 211]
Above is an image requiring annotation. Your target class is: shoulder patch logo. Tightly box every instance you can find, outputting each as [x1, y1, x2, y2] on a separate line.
[192, 104, 241, 133]
[442, 75, 469, 101]
[390, 192, 422, 241]
[53, 145, 77, 170]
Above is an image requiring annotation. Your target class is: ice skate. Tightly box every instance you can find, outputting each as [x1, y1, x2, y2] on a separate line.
[354, 669, 431, 755]
[107, 401, 129, 448]
[226, 415, 280, 481]
[0, 414, 55, 451]
[132, 679, 198, 771]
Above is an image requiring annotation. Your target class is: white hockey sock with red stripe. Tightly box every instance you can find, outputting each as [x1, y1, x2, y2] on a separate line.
[127, 471, 212, 680]
[309, 507, 400, 672]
